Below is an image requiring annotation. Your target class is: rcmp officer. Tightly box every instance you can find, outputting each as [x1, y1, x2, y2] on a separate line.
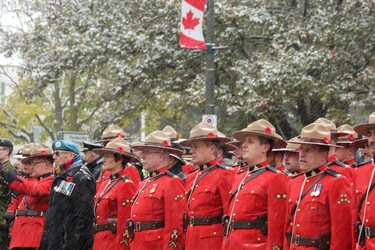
[129, 131, 186, 249]
[284, 123, 353, 249]
[222, 119, 288, 250]
[272, 137, 301, 177]
[179, 122, 235, 250]
[0, 138, 15, 249]
[335, 124, 359, 167]
[98, 124, 142, 185]
[82, 141, 104, 180]
[0, 144, 54, 249]
[92, 138, 138, 250]
[352, 137, 373, 163]
[226, 140, 244, 170]
[162, 125, 196, 175]
[352, 111, 375, 248]
[314, 118, 354, 184]
[39, 140, 95, 250]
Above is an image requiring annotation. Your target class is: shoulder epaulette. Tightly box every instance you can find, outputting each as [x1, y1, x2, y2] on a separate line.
[325, 168, 342, 178]
[187, 168, 198, 174]
[121, 176, 131, 182]
[217, 164, 231, 170]
[334, 160, 349, 168]
[165, 170, 179, 178]
[265, 166, 277, 173]
[356, 159, 373, 168]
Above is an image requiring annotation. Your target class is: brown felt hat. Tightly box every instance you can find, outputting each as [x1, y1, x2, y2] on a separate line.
[354, 112, 375, 136]
[132, 130, 182, 155]
[22, 144, 54, 164]
[272, 137, 300, 153]
[232, 119, 286, 148]
[179, 122, 231, 147]
[93, 137, 139, 163]
[335, 124, 358, 145]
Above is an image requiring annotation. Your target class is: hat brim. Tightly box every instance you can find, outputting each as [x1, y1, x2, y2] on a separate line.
[351, 138, 369, 149]
[13, 155, 26, 159]
[93, 148, 140, 163]
[223, 144, 237, 152]
[272, 148, 299, 153]
[354, 124, 375, 136]
[131, 144, 182, 155]
[21, 154, 54, 164]
[289, 140, 343, 148]
[178, 137, 231, 147]
[232, 131, 287, 148]
[170, 154, 186, 165]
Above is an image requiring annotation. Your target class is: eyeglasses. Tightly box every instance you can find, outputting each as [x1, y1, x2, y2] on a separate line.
[53, 151, 70, 157]
[30, 161, 46, 166]
[140, 151, 163, 157]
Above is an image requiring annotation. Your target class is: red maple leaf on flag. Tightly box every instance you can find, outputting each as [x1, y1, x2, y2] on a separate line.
[182, 10, 200, 30]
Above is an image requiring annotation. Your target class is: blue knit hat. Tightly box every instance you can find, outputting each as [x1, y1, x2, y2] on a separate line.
[52, 140, 80, 154]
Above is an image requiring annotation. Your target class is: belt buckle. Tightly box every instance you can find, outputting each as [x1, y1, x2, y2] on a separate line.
[294, 235, 300, 246]
[229, 220, 235, 231]
[135, 222, 141, 232]
[365, 227, 371, 239]
[189, 216, 195, 227]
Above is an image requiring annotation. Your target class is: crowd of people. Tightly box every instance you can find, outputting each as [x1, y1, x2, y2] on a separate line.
[0, 111, 374, 250]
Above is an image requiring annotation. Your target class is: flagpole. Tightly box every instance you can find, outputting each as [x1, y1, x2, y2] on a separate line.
[205, 0, 215, 115]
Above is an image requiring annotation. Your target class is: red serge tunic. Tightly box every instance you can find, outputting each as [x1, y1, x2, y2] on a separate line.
[8, 174, 53, 248]
[129, 167, 186, 250]
[185, 159, 235, 250]
[222, 160, 288, 250]
[284, 165, 353, 249]
[353, 160, 375, 249]
[93, 168, 137, 250]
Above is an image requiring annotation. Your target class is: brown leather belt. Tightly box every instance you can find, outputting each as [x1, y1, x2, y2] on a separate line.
[94, 222, 117, 234]
[228, 219, 259, 229]
[364, 226, 375, 238]
[286, 232, 331, 249]
[186, 216, 222, 227]
[15, 209, 45, 217]
[133, 221, 165, 231]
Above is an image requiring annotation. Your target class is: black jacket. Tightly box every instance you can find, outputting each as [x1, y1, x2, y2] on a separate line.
[40, 159, 95, 250]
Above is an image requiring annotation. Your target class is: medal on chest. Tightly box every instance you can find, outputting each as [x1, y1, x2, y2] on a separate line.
[54, 180, 76, 196]
[310, 184, 323, 197]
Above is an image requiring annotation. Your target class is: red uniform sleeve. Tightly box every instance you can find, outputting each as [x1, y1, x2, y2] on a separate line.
[116, 179, 137, 250]
[163, 177, 186, 249]
[328, 176, 352, 249]
[124, 166, 141, 185]
[266, 172, 288, 249]
[9, 176, 53, 197]
[218, 169, 236, 214]
[7, 195, 23, 212]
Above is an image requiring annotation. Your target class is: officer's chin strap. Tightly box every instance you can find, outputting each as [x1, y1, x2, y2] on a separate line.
[289, 176, 308, 250]
[356, 167, 375, 249]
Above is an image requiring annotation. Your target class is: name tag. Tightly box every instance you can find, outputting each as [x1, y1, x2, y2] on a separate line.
[54, 180, 76, 196]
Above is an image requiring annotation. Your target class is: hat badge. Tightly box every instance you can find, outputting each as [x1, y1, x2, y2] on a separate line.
[117, 133, 123, 138]
[207, 132, 215, 138]
[55, 141, 61, 147]
[323, 137, 330, 144]
[265, 127, 272, 134]
[117, 146, 124, 152]
[162, 140, 169, 146]
[348, 134, 355, 140]
[40, 150, 46, 155]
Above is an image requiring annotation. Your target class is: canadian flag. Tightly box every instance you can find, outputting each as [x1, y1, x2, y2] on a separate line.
[179, 0, 207, 50]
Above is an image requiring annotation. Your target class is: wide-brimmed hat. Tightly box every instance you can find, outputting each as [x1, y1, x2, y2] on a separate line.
[217, 132, 237, 151]
[354, 112, 375, 136]
[132, 130, 182, 155]
[226, 140, 241, 151]
[314, 117, 348, 137]
[272, 137, 300, 153]
[335, 124, 358, 145]
[290, 123, 342, 147]
[351, 138, 369, 149]
[232, 119, 286, 148]
[178, 122, 231, 147]
[98, 124, 132, 143]
[22, 144, 54, 164]
[15, 143, 37, 160]
[93, 137, 139, 163]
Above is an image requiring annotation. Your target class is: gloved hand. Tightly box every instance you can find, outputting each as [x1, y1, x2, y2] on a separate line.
[6, 211, 15, 224]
